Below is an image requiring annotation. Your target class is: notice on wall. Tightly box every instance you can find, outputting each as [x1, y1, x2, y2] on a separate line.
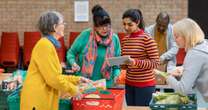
[74, 0, 89, 22]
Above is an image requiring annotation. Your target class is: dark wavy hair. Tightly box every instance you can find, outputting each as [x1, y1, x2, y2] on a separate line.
[92, 4, 111, 27]
[122, 9, 145, 30]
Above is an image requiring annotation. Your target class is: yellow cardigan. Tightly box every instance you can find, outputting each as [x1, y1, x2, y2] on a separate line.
[20, 38, 80, 110]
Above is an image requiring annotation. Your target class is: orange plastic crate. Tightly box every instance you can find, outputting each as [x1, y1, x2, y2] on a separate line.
[116, 70, 126, 85]
[72, 88, 125, 110]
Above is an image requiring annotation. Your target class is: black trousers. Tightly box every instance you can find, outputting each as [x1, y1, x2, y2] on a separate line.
[125, 84, 155, 106]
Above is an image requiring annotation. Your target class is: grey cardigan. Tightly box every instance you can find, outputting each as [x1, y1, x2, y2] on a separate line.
[167, 40, 208, 104]
[145, 24, 178, 72]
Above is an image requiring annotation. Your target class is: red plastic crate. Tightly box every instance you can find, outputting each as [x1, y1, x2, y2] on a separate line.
[72, 88, 125, 110]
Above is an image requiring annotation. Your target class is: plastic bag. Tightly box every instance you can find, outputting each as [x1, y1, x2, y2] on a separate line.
[79, 79, 106, 93]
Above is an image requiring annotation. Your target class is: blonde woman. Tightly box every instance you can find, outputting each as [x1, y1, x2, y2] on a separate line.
[160, 18, 208, 107]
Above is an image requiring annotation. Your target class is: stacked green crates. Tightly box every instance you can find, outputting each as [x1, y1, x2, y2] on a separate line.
[6, 70, 71, 110]
[0, 90, 12, 110]
[7, 91, 71, 110]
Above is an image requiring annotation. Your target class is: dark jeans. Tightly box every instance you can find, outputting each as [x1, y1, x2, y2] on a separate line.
[125, 84, 155, 106]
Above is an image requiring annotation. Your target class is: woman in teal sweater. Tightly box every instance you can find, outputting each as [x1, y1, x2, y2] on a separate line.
[66, 5, 121, 88]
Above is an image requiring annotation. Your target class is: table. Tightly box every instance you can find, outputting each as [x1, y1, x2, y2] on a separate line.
[0, 73, 12, 80]
[124, 106, 208, 110]
[124, 106, 149, 110]
[156, 84, 171, 89]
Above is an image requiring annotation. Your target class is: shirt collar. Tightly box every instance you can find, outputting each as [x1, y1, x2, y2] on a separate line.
[130, 29, 144, 37]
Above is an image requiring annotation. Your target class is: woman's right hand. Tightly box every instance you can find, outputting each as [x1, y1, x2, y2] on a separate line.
[73, 91, 83, 100]
[72, 63, 80, 72]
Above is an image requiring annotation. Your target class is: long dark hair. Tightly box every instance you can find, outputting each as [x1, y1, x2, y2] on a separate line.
[122, 9, 145, 30]
[92, 4, 111, 27]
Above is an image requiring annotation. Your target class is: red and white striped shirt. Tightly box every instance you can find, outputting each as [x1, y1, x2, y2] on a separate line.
[121, 30, 159, 87]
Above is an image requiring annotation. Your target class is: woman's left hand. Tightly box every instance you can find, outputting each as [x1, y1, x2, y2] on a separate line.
[125, 58, 135, 66]
[170, 66, 184, 77]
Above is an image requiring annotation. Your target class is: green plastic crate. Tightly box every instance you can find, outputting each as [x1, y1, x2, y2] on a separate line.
[0, 90, 12, 110]
[0, 105, 9, 110]
[8, 97, 71, 110]
[7, 92, 71, 110]
[149, 94, 197, 110]
[7, 91, 20, 110]
[7, 87, 20, 110]
[59, 99, 71, 110]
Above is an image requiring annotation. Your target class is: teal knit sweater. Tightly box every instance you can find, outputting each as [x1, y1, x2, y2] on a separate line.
[66, 28, 121, 88]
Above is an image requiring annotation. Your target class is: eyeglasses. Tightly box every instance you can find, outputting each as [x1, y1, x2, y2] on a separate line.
[96, 24, 111, 30]
[58, 22, 67, 26]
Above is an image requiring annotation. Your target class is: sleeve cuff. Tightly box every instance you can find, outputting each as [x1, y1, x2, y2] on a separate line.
[69, 75, 81, 85]
[160, 55, 165, 62]
[68, 85, 79, 96]
[69, 59, 76, 66]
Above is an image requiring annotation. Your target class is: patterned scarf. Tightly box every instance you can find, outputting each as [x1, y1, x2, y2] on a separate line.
[81, 29, 114, 79]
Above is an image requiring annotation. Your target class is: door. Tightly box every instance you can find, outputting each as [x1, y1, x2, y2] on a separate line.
[189, 0, 208, 39]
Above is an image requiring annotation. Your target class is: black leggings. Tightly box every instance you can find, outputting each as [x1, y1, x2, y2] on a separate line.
[125, 84, 155, 106]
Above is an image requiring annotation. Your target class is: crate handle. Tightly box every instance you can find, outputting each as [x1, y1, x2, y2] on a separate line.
[86, 101, 100, 106]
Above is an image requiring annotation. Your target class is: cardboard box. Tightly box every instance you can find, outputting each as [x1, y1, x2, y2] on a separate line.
[0, 73, 12, 83]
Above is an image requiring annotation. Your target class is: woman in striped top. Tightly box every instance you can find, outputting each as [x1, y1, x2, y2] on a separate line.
[121, 9, 160, 106]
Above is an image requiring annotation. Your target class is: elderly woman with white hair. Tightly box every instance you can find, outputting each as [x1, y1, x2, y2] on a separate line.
[159, 18, 208, 107]
[20, 11, 91, 110]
